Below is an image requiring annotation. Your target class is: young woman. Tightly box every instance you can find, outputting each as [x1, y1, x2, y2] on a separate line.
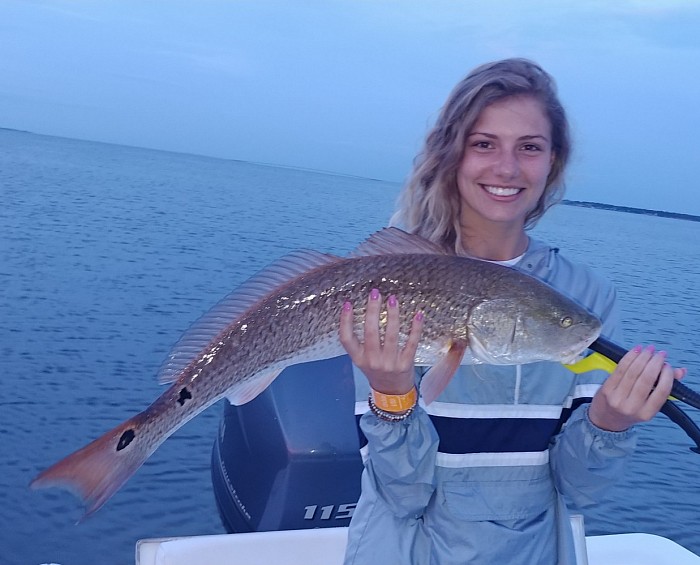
[339, 59, 685, 565]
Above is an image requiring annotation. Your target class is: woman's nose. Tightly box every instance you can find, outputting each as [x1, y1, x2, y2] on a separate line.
[493, 150, 519, 179]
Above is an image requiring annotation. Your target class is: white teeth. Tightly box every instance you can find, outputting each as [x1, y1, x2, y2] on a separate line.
[483, 185, 521, 197]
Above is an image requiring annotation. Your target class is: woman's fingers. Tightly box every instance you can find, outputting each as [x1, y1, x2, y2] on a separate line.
[338, 290, 424, 395]
[591, 344, 687, 431]
[340, 290, 419, 356]
[607, 345, 650, 396]
[362, 288, 383, 356]
[401, 310, 425, 365]
[641, 362, 676, 419]
[339, 300, 360, 357]
[383, 294, 400, 359]
[626, 348, 667, 404]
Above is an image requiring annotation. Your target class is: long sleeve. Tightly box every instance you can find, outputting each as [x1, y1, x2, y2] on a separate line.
[344, 387, 439, 564]
[359, 406, 439, 518]
[549, 404, 636, 508]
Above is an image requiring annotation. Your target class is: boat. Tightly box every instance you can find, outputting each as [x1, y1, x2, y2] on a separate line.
[136, 526, 700, 565]
[137, 356, 700, 564]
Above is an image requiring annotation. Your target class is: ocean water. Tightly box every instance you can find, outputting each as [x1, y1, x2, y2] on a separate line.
[1, 129, 699, 565]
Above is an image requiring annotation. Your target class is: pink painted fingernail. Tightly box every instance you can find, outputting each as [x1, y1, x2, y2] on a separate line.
[645, 345, 655, 354]
[342, 301, 352, 312]
[658, 350, 667, 358]
[415, 311, 424, 322]
[370, 288, 380, 300]
[388, 295, 397, 308]
[632, 345, 643, 353]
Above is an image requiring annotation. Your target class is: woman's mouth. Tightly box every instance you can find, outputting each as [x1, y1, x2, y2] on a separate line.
[482, 184, 523, 197]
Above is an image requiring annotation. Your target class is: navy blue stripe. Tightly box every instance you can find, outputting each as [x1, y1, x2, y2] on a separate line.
[553, 397, 592, 436]
[356, 414, 559, 453]
[430, 416, 560, 454]
[356, 400, 594, 453]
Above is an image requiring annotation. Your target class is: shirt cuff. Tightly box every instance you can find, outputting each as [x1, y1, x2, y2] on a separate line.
[581, 404, 636, 443]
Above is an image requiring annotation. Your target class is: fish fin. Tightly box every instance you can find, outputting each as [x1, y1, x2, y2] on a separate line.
[30, 414, 153, 520]
[350, 227, 449, 257]
[158, 250, 340, 384]
[225, 368, 284, 405]
[419, 340, 468, 405]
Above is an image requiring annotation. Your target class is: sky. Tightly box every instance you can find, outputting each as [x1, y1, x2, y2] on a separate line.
[2, 0, 700, 215]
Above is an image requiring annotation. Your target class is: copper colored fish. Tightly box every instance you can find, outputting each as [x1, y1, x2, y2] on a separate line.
[30, 228, 601, 517]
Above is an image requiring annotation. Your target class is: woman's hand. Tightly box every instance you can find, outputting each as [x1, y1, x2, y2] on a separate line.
[339, 288, 424, 395]
[589, 345, 686, 432]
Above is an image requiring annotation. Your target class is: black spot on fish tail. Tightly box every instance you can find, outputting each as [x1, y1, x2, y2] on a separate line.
[177, 387, 192, 406]
[116, 429, 135, 451]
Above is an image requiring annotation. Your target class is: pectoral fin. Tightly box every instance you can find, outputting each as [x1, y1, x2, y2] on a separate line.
[419, 340, 468, 405]
[225, 368, 284, 405]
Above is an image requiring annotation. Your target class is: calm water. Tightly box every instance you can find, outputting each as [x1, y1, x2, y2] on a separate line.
[1, 130, 699, 565]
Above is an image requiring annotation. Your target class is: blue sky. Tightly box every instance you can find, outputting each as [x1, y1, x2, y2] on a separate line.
[2, 0, 700, 215]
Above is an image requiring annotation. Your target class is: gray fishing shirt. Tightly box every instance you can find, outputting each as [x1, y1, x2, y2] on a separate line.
[344, 237, 636, 565]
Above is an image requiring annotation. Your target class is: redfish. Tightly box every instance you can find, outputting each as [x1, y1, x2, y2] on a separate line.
[30, 228, 601, 517]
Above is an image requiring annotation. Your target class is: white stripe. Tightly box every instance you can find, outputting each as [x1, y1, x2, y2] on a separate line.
[436, 450, 549, 468]
[424, 401, 562, 419]
[359, 445, 548, 467]
[355, 400, 369, 416]
[563, 384, 601, 408]
[574, 383, 600, 399]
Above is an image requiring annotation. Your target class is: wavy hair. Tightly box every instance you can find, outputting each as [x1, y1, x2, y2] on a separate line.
[391, 58, 571, 253]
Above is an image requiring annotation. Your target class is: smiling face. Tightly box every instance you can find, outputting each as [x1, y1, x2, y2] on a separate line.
[457, 95, 555, 234]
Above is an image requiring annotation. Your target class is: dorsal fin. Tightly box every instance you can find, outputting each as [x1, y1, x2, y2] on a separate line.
[157, 249, 340, 384]
[350, 227, 449, 257]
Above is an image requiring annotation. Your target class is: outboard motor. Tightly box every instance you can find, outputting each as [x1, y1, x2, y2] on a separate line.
[211, 356, 364, 532]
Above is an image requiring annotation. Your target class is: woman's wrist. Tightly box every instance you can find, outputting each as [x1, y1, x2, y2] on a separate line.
[588, 402, 631, 432]
[368, 386, 418, 422]
[368, 392, 417, 422]
[371, 386, 418, 413]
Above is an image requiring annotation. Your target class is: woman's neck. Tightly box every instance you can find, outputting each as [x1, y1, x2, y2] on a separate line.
[459, 224, 529, 261]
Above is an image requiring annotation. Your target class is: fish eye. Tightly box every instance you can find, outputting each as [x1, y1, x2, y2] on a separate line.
[560, 316, 573, 328]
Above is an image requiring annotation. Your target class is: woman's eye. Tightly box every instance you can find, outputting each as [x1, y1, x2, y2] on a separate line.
[472, 140, 492, 149]
[522, 143, 541, 152]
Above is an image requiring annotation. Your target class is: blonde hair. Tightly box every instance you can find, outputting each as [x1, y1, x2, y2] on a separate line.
[392, 58, 571, 253]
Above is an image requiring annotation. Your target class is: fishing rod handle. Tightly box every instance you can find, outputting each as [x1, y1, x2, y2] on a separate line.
[590, 337, 700, 411]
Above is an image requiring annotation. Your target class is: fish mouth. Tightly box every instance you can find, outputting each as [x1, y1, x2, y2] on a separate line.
[560, 349, 588, 365]
[560, 330, 602, 364]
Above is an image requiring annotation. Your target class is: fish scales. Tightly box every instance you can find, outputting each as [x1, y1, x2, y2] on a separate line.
[30, 228, 601, 517]
[188, 252, 492, 400]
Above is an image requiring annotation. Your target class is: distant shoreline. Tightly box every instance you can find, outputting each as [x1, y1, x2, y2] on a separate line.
[562, 200, 700, 223]
[2, 127, 698, 222]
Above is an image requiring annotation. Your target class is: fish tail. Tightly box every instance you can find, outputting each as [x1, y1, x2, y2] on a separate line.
[30, 414, 153, 519]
